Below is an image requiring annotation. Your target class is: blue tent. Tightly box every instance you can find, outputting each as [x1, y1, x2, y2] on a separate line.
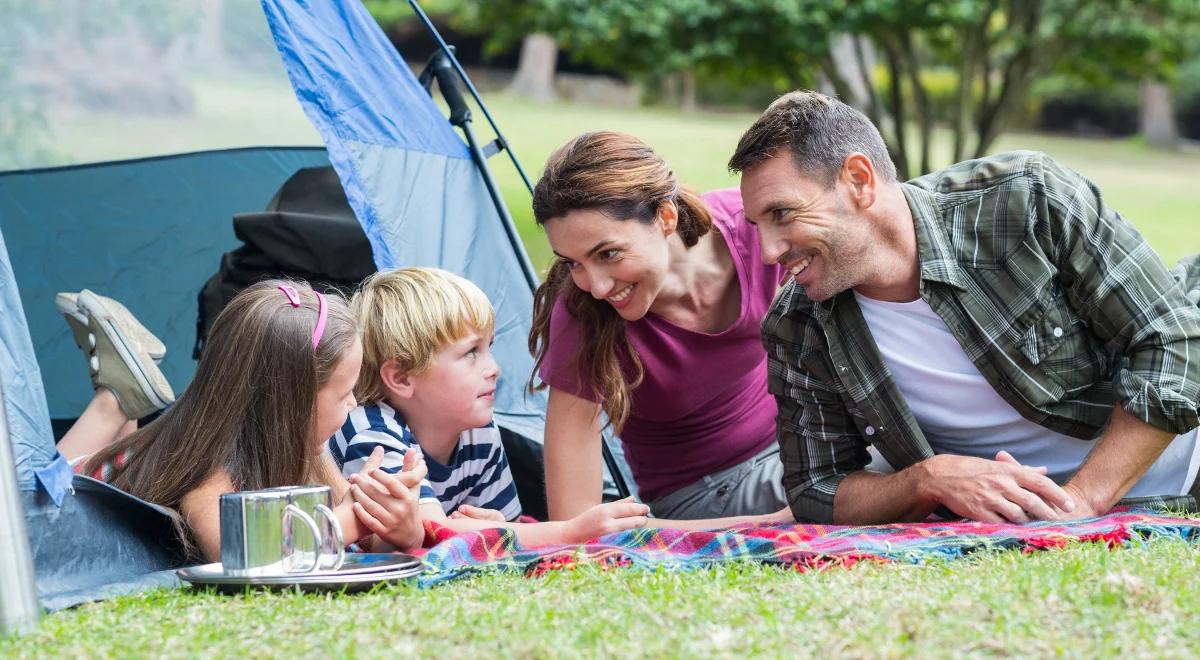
[0, 0, 593, 613]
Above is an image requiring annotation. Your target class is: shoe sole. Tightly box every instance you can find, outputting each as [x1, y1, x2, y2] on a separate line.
[58, 291, 166, 361]
[78, 291, 174, 413]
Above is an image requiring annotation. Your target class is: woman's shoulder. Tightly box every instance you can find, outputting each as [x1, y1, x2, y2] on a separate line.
[700, 187, 744, 226]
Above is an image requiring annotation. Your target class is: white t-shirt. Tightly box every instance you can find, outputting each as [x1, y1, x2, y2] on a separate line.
[854, 292, 1200, 497]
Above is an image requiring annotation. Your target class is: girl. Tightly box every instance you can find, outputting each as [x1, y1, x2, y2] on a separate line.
[66, 280, 425, 561]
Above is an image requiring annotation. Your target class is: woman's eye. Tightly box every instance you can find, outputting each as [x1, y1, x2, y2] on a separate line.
[599, 249, 619, 261]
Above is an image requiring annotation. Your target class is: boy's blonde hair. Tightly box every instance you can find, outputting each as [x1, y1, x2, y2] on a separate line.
[353, 267, 495, 405]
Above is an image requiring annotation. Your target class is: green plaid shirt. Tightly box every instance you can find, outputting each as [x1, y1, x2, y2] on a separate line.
[762, 151, 1200, 523]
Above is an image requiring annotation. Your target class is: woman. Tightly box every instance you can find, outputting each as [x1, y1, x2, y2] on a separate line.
[529, 131, 788, 521]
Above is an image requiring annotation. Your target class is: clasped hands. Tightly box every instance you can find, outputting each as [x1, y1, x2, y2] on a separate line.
[918, 450, 1098, 524]
[335, 446, 427, 550]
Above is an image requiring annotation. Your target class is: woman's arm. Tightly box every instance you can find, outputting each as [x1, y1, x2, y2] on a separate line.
[647, 506, 796, 531]
[179, 470, 236, 563]
[428, 498, 650, 545]
[544, 387, 605, 521]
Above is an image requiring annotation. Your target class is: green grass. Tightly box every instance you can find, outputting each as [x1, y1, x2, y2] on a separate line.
[5, 538, 1200, 657]
[12, 75, 1200, 656]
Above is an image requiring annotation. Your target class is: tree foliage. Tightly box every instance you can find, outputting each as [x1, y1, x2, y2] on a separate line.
[447, 0, 1200, 178]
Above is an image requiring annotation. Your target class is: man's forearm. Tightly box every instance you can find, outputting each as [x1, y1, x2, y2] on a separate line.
[1065, 404, 1176, 515]
[830, 467, 938, 525]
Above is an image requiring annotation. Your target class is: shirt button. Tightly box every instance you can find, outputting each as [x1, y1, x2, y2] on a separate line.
[1053, 326, 1063, 338]
[865, 426, 876, 436]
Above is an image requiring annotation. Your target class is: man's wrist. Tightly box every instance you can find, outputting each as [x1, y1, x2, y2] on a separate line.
[910, 455, 944, 508]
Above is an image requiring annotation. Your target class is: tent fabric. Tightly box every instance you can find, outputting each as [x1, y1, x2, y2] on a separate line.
[0, 224, 54, 487]
[261, 0, 549, 440]
[0, 147, 330, 420]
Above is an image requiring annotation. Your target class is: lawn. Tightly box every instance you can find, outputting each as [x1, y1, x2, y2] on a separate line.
[8, 78, 1200, 656]
[4, 538, 1200, 657]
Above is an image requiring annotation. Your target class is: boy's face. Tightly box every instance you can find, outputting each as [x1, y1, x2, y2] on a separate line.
[408, 328, 499, 432]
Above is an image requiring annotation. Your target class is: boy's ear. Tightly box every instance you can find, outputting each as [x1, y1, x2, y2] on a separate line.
[379, 360, 415, 400]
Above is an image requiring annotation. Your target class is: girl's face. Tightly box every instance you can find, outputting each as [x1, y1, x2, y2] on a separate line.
[311, 338, 363, 454]
[543, 207, 673, 322]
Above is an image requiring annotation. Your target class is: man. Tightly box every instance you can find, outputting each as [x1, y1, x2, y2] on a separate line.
[729, 90, 1200, 524]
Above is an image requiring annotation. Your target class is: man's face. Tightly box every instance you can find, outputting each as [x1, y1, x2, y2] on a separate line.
[740, 154, 871, 302]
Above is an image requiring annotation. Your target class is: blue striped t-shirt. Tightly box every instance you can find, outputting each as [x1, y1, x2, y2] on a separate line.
[327, 401, 522, 521]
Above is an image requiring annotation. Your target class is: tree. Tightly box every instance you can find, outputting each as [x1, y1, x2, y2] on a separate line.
[451, 0, 1200, 177]
[508, 34, 558, 103]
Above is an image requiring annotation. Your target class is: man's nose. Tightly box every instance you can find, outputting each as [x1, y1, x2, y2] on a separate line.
[760, 233, 788, 265]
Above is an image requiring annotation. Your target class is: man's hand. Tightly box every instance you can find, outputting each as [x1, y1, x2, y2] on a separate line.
[564, 497, 650, 543]
[449, 505, 507, 522]
[348, 447, 428, 550]
[917, 452, 1076, 523]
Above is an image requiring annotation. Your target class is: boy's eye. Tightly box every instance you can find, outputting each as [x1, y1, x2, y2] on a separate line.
[563, 260, 579, 271]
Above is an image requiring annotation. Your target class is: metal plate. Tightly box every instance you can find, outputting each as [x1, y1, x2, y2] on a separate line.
[177, 553, 425, 592]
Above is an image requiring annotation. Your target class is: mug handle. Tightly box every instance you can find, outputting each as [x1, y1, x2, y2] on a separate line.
[281, 503, 323, 573]
[313, 504, 345, 571]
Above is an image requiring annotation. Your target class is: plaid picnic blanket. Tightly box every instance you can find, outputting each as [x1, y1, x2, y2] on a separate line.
[414, 511, 1200, 587]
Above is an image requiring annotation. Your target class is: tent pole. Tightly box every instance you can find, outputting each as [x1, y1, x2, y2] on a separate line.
[406, 0, 535, 196]
[410, 12, 634, 501]
[423, 50, 540, 292]
[0, 382, 40, 635]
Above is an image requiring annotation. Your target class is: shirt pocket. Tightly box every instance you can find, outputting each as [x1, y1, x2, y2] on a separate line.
[1014, 290, 1108, 395]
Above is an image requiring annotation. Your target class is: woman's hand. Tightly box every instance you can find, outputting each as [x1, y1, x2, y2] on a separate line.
[348, 447, 428, 550]
[564, 497, 650, 543]
[449, 504, 507, 522]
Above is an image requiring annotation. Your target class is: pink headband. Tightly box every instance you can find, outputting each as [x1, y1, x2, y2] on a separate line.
[278, 285, 328, 349]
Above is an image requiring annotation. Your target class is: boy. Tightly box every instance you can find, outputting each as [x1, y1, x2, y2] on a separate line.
[330, 267, 651, 544]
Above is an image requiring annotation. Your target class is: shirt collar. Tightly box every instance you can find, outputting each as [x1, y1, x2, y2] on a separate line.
[902, 183, 969, 292]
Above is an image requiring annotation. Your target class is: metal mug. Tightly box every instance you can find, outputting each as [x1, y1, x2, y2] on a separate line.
[219, 485, 345, 576]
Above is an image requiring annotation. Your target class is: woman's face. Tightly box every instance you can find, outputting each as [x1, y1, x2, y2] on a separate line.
[311, 338, 363, 454]
[543, 207, 674, 322]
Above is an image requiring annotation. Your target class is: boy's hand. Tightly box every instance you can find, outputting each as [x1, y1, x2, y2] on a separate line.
[449, 504, 507, 522]
[348, 448, 428, 550]
[565, 497, 650, 543]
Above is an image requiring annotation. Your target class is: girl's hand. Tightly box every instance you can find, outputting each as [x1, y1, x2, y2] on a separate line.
[565, 496, 650, 543]
[449, 504, 507, 522]
[348, 448, 428, 550]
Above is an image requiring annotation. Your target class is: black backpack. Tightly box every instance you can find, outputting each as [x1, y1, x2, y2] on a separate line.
[193, 166, 376, 358]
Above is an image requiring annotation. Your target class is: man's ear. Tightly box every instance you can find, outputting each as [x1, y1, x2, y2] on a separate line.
[380, 359, 415, 400]
[842, 152, 877, 209]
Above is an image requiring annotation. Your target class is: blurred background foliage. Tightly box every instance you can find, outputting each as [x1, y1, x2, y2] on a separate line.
[367, 0, 1200, 178]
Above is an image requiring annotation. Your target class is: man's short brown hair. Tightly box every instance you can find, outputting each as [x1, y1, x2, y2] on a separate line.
[728, 90, 897, 185]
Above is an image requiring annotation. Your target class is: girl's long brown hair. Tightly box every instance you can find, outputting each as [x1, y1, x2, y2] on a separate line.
[84, 280, 357, 550]
[528, 131, 713, 432]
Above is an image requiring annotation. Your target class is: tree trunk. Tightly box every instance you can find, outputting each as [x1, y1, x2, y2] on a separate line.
[679, 69, 697, 112]
[1140, 79, 1179, 149]
[879, 36, 910, 180]
[507, 33, 558, 103]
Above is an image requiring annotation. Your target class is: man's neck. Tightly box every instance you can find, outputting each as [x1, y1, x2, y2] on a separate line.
[854, 184, 921, 303]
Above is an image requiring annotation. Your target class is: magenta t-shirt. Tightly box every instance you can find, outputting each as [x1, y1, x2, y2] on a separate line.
[538, 188, 783, 502]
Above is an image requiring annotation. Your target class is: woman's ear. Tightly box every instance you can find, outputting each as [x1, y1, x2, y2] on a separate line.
[657, 199, 678, 236]
[380, 360, 415, 400]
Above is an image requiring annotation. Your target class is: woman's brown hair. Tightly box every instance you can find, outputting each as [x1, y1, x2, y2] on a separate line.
[528, 131, 713, 432]
[84, 280, 358, 551]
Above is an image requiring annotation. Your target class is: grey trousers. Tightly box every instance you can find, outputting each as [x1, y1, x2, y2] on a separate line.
[648, 443, 786, 520]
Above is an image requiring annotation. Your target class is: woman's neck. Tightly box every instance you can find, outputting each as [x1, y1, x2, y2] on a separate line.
[649, 230, 739, 332]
